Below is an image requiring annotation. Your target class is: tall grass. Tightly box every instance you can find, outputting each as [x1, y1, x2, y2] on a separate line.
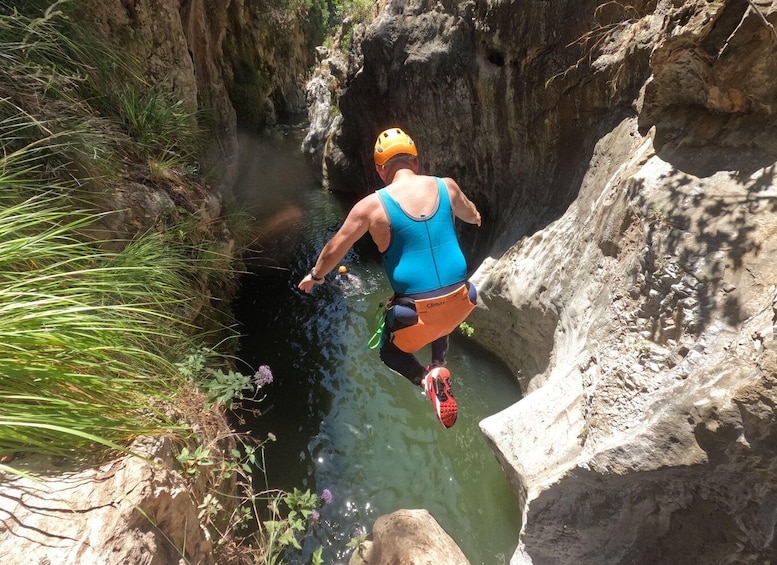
[0, 3, 337, 562]
[115, 88, 202, 170]
[0, 0, 204, 183]
[0, 2, 114, 176]
[0, 1, 236, 461]
[0, 191, 205, 457]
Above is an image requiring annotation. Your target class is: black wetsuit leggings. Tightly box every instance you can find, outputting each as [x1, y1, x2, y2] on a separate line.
[379, 332, 449, 386]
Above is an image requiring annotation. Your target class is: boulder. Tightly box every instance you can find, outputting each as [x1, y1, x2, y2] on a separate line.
[348, 509, 470, 565]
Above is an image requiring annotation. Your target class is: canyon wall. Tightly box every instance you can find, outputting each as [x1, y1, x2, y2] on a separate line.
[311, 0, 777, 563]
[5, 0, 777, 562]
[317, 0, 655, 260]
[86, 0, 315, 183]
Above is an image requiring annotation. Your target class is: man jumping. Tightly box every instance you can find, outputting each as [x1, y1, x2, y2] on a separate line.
[298, 127, 481, 428]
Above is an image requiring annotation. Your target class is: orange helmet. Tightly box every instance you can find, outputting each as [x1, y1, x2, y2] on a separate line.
[373, 128, 418, 166]
[338, 265, 348, 273]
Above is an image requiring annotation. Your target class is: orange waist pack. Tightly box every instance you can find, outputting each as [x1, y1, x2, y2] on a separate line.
[390, 283, 476, 353]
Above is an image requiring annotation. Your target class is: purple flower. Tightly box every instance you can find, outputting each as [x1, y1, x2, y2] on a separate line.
[320, 488, 333, 505]
[311, 509, 320, 523]
[254, 365, 273, 388]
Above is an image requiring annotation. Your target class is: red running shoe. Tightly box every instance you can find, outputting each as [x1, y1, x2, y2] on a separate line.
[423, 366, 457, 428]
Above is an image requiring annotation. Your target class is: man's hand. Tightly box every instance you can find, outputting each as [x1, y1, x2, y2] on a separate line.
[298, 273, 322, 293]
[297, 197, 374, 295]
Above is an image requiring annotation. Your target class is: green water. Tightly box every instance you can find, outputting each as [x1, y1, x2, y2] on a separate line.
[232, 129, 522, 564]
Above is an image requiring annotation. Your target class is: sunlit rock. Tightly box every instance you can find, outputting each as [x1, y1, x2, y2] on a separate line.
[348, 509, 470, 565]
[0, 438, 212, 565]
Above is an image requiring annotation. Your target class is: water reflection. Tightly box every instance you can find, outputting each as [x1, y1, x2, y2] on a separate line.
[231, 128, 522, 564]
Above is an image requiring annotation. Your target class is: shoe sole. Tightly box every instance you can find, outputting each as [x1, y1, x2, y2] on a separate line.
[424, 372, 457, 428]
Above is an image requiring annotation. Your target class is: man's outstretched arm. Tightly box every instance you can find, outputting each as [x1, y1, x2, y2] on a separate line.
[297, 198, 372, 293]
[444, 177, 481, 226]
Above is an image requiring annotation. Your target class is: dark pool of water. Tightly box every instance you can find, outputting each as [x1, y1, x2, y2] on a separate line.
[231, 129, 522, 564]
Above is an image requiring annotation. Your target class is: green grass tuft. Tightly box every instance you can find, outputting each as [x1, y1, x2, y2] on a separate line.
[0, 0, 236, 460]
[0, 193, 204, 457]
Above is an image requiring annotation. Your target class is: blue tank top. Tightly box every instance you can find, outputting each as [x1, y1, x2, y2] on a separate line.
[377, 177, 467, 295]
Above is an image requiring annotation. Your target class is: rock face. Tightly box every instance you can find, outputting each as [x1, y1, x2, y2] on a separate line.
[0, 438, 212, 565]
[348, 509, 471, 565]
[476, 118, 777, 564]
[85, 0, 315, 184]
[309, 0, 777, 563]
[317, 0, 656, 258]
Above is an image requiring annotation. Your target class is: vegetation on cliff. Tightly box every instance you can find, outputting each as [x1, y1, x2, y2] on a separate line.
[0, 0, 226, 456]
[0, 0, 386, 561]
[0, 2, 326, 563]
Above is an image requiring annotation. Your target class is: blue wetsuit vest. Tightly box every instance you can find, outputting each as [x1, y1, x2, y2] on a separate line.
[376, 177, 467, 295]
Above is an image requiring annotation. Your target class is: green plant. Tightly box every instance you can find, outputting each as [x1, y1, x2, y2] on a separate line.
[116, 88, 201, 167]
[201, 369, 254, 409]
[647, 206, 668, 225]
[0, 0, 205, 185]
[309, 0, 376, 50]
[0, 1, 140, 180]
[0, 3, 243, 459]
[325, 0, 373, 28]
[239, 444, 261, 475]
[177, 445, 213, 475]
[176, 350, 208, 380]
[654, 256, 670, 276]
[176, 349, 273, 410]
[198, 493, 225, 522]
[634, 339, 652, 355]
[260, 487, 322, 564]
[347, 532, 369, 561]
[459, 321, 475, 337]
[0, 192, 213, 458]
[193, 433, 325, 565]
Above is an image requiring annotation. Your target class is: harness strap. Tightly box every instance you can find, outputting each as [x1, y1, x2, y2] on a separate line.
[367, 300, 388, 350]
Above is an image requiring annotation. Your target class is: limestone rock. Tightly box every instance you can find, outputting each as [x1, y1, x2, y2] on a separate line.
[475, 110, 777, 563]
[0, 438, 212, 565]
[348, 509, 470, 565]
[473, 2, 777, 557]
[321, 0, 659, 260]
[302, 48, 348, 185]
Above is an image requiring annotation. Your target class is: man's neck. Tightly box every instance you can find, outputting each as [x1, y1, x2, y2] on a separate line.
[390, 168, 416, 182]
